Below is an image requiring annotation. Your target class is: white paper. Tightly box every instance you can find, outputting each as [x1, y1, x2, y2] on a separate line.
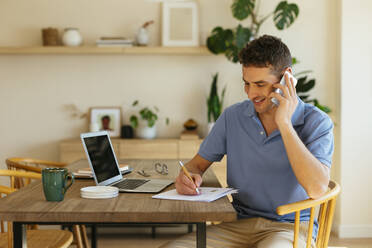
[152, 187, 238, 202]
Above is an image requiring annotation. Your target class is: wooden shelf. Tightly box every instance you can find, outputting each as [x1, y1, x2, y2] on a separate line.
[0, 46, 212, 55]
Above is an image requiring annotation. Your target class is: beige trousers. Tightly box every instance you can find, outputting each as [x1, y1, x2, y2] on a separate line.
[161, 217, 315, 248]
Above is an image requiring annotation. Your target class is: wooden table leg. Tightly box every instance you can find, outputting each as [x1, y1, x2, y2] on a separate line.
[13, 222, 26, 248]
[196, 222, 206, 248]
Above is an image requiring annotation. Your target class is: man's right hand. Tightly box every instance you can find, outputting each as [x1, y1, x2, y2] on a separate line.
[175, 171, 202, 195]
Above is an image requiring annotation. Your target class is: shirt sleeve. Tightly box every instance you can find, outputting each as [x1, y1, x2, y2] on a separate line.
[304, 116, 334, 168]
[198, 110, 227, 162]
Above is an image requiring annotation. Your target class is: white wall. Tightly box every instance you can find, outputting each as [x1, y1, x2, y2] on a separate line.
[339, 0, 372, 238]
[0, 0, 346, 235]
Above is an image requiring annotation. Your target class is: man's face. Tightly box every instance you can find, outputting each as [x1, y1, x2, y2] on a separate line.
[102, 118, 110, 129]
[242, 66, 280, 114]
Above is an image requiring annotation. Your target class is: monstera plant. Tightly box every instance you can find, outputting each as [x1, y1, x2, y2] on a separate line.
[207, 0, 331, 113]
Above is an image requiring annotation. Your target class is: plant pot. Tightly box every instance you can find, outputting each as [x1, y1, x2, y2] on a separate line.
[207, 122, 215, 134]
[136, 122, 157, 139]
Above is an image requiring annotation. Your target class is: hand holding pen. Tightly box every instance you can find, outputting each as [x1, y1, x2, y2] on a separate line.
[175, 161, 202, 195]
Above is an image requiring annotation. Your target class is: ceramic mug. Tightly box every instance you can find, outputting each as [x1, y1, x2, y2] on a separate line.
[42, 168, 74, 202]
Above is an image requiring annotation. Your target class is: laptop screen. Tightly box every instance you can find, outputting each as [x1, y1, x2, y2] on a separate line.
[83, 135, 120, 183]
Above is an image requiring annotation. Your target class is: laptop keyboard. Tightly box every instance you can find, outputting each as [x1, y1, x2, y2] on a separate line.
[112, 179, 149, 190]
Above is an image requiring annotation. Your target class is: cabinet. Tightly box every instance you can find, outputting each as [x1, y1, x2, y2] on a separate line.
[59, 138, 203, 163]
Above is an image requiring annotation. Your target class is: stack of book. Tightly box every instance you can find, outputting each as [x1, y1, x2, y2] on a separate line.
[96, 37, 134, 47]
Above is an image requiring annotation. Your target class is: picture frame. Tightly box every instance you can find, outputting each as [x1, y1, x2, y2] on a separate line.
[89, 107, 122, 137]
[162, 1, 199, 47]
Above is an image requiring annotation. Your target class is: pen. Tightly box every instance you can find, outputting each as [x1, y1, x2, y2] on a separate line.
[178, 161, 200, 194]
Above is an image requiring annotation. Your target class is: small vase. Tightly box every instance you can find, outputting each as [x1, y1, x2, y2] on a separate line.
[62, 28, 83, 47]
[136, 122, 157, 139]
[136, 27, 149, 46]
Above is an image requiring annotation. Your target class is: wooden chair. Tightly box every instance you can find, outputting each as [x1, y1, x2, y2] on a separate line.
[6, 157, 90, 248]
[0, 169, 73, 248]
[276, 180, 341, 248]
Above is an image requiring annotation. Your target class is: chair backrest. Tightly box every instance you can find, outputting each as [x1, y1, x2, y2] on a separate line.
[0, 169, 42, 248]
[6, 158, 66, 189]
[276, 180, 341, 248]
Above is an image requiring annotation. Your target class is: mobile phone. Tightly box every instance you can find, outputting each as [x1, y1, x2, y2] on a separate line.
[271, 72, 297, 106]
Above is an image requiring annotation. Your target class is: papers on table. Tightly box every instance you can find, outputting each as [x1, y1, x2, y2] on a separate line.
[80, 186, 119, 199]
[152, 187, 238, 202]
[73, 165, 132, 178]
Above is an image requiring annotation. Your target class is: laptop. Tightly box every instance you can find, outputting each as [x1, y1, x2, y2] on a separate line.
[80, 131, 173, 193]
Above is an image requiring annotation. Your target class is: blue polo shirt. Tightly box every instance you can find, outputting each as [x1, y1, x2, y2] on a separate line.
[198, 98, 334, 224]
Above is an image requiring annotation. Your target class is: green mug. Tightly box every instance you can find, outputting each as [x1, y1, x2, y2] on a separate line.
[42, 168, 74, 202]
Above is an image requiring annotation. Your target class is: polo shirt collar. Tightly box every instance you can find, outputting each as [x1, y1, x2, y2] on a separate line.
[243, 97, 305, 126]
[244, 100, 256, 117]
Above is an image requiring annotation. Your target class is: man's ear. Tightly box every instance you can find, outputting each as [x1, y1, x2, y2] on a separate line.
[286, 67, 293, 75]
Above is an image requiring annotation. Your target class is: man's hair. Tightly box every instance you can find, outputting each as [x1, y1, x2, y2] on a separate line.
[102, 115, 110, 121]
[238, 35, 292, 77]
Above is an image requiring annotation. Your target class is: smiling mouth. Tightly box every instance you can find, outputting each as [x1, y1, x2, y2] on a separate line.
[253, 97, 265, 104]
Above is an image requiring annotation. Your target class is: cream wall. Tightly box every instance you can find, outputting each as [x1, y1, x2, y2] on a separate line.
[0, 0, 346, 235]
[339, 0, 372, 238]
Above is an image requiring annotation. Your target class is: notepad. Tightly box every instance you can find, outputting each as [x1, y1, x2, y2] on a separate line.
[152, 187, 238, 202]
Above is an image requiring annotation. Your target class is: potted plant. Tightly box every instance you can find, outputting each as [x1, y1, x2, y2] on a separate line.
[206, 0, 331, 113]
[207, 73, 226, 133]
[129, 100, 169, 139]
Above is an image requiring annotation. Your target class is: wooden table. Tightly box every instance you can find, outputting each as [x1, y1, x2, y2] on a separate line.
[0, 159, 236, 248]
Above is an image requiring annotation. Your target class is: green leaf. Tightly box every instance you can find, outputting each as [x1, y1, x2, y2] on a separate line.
[130, 115, 138, 128]
[148, 119, 155, 127]
[274, 1, 299, 30]
[294, 70, 313, 78]
[295, 76, 307, 93]
[225, 45, 240, 63]
[301, 79, 315, 92]
[165, 117, 170, 125]
[314, 101, 332, 113]
[211, 95, 220, 121]
[207, 27, 234, 54]
[292, 57, 300, 66]
[207, 98, 212, 123]
[231, 0, 255, 21]
[235, 24, 252, 50]
[220, 86, 226, 108]
[132, 100, 138, 106]
[207, 73, 226, 122]
[296, 76, 317, 93]
[298, 94, 309, 101]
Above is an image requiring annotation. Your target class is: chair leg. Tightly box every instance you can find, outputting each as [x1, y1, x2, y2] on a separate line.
[151, 226, 156, 239]
[73, 224, 84, 248]
[188, 224, 193, 233]
[80, 225, 90, 248]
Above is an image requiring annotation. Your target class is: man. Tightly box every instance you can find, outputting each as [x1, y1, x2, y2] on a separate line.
[164, 35, 334, 248]
[101, 115, 113, 131]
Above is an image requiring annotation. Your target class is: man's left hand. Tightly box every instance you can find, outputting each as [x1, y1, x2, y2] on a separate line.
[269, 72, 298, 129]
